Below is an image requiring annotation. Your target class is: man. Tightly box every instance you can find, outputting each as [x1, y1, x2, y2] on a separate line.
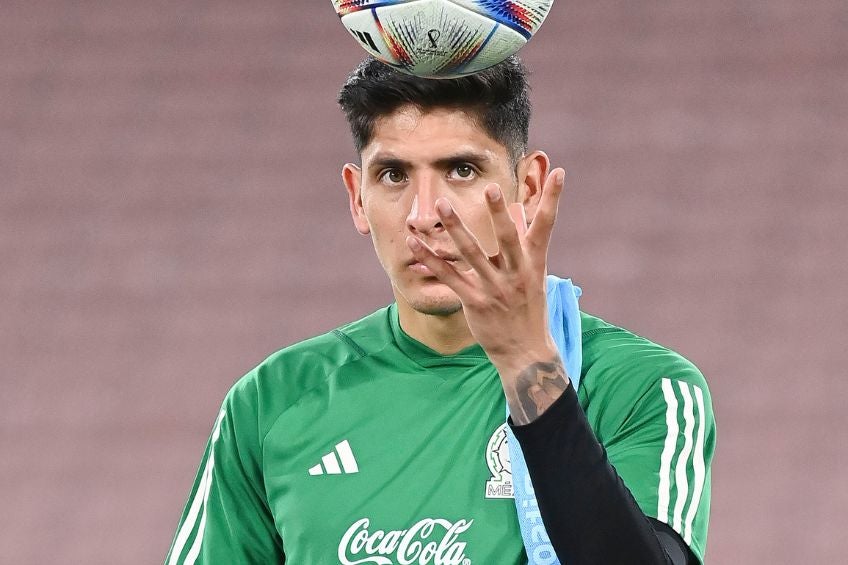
[166, 57, 715, 564]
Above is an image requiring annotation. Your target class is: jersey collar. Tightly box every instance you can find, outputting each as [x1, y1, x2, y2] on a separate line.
[388, 303, 489, 369]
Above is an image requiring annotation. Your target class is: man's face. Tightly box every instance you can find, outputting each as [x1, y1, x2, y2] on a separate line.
[343, 105, 544, 317]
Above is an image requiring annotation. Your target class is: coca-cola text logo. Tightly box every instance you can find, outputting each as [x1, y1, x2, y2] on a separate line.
[338, 517, 473, 565]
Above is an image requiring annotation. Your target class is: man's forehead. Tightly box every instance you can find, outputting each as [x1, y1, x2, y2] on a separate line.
[378, 104, 428, 131]
[363, 105, 507, 163]
[372, 105, 486, 138]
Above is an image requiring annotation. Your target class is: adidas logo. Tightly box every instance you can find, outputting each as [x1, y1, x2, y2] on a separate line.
[308, 439, 359, 475]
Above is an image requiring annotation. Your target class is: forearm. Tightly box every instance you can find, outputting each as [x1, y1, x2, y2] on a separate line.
[509, 383, 693, 565]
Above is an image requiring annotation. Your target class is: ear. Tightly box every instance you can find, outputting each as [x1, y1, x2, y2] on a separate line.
[342, 163, 370, 235]
[515, 150, 550, 223]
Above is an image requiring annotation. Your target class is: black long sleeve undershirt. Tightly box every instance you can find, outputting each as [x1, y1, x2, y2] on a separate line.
[509, 383, 697, 565]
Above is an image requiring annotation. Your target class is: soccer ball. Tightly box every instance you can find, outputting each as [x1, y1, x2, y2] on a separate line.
[331, 0, 555, 78]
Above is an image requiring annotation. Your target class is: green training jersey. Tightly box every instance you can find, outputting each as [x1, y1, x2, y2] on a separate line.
[166, 304, 716, 564]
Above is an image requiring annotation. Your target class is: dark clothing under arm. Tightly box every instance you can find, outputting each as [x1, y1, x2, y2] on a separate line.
[510, 383, 697, 565]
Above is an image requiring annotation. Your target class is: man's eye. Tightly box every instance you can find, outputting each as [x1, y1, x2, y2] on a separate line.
[381, 169, 407, 184]
[451, 164, 476, 179]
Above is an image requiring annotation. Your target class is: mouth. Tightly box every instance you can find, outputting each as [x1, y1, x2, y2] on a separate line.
[406, 251, 462, 267]
[407, 250, 463, 275]
[407, 251, 461, 266]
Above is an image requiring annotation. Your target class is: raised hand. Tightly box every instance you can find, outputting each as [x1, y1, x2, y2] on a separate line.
[406, 168, 569, 424]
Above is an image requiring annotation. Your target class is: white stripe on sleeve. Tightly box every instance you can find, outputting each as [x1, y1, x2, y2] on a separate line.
[672, 382, 695, 533]
[683, 385, 707, 544]
[657, 378, 679, 523]
[184, 462, 213, 565]
[168, 409, 226, 565]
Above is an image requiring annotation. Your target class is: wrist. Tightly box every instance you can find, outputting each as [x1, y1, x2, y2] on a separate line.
[486, 337, 561, 375]
[489, 340, 570, 425]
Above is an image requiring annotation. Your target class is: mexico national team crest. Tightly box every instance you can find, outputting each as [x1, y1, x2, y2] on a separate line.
[485, 423, 513, 499]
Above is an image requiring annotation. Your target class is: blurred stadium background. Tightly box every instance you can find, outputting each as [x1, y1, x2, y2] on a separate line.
[2, 0, 846, 562]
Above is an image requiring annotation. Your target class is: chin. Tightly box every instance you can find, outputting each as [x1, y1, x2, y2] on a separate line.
[411, 299, 464, 317]
[399, 280, 464, 317]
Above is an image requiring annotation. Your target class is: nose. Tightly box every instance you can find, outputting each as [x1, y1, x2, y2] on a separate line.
[405, 173, 445, 236]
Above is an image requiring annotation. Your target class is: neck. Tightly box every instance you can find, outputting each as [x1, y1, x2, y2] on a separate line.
[394, 296, 477, 355]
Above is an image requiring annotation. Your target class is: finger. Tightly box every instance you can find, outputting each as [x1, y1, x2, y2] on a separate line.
[484, 184, 523, 271]
[434, 197, 498, 278]
[525, 168, 565, 258]
[406, 236, 472, 292]
[507, 202, 527, 238]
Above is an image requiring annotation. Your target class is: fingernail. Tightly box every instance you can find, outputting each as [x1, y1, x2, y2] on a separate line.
[557, 170, 565, 184]
[486, 185, 500, 201]
[436, 199, 452, 217]
[407, 236, 421, 250]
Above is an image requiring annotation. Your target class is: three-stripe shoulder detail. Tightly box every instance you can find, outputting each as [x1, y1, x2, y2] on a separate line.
[657, 378, 708, 546]
[167, 409, 227, 565]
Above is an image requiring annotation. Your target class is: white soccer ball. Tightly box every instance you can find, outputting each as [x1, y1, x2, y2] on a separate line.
[331, 0, 554, 78]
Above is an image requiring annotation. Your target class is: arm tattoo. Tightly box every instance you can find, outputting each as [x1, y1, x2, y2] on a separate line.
[510, 357, 568, 425]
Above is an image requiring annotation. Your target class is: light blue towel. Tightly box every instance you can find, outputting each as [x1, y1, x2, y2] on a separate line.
[505, 275, 582, 564]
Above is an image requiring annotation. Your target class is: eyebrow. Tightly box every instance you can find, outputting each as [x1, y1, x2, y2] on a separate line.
[368, 154, 411, 172]
[367, 151, 492, 172]
[433, 151, 492, 169]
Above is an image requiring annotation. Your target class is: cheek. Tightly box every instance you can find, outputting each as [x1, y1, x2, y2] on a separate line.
[364, 204, 404, 256]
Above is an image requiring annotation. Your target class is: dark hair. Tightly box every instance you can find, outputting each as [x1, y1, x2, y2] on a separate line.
[337, 56, 531, 164]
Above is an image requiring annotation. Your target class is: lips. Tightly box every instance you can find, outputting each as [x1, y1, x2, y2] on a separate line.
[432, 250, 462, 263]
[406, 250, 461, 265]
